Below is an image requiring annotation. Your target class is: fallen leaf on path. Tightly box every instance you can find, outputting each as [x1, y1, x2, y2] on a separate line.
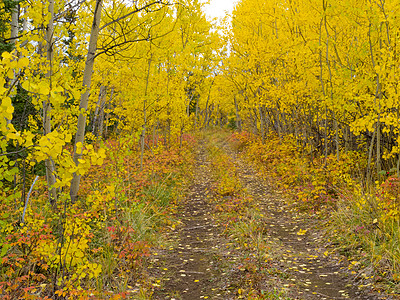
[296, 229, 308, 235]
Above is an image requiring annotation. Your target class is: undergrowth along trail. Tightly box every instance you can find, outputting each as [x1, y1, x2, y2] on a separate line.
[149, 130, 391, 299]
[229, 144, 381, 299]
[232, 129, 400, 297]
[0, 136, 196, 299]
[5, 129, 397, 299]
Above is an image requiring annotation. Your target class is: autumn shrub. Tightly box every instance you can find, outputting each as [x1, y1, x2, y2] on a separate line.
[231, 131, 367, 210]
[379, 176, 400, 215]
[329, 171, 400, 292]
[0, 193, 104, 299]
[0, 133, 195, 299]
[230, 130, 253, 153]
[85, 135, 195, 297]
[332, 190, 400, 292]
[233, 130, 400, 293]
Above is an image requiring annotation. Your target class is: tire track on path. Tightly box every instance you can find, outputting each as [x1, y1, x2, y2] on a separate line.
[149, 134, 391, 299]
[151, 147, 230, 299]
[225, 143, 388, 300]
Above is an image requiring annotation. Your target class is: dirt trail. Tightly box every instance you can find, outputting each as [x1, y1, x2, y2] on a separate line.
[231, 150, 383, 300]
[149, 137, 389, 300]
[151, 149, 230, 299]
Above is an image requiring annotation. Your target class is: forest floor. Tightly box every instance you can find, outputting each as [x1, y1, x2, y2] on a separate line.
[147, 132, 392, 300]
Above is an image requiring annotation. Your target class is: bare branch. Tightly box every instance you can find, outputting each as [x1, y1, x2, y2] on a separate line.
[99, 1, 172, 31]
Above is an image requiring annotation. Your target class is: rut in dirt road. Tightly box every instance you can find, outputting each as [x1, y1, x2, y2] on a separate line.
[149, 137, 389, 300]
[151, 149, 230, 299]
[229, 146, 387, 300]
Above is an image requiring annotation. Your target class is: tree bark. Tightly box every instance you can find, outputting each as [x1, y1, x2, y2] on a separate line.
[259, 106, 265, 143]
[10, 6, 18, 46]
[44, 0, 58, 206]
[92, 85, 106, 136]
[368, 21, 382, 181]
[194, 97, 199, 129]
[202, 76, 216, 129]
[98, 87, 107, 138]
[7, 4, 19, 122]
[104, 87, 114, 138]
[367, 129, 376, 182]
[140, 56, 152, 172]
[234, 95, 241, 131]
[98, 109, 105, 139]
[70, 0, 103, 202]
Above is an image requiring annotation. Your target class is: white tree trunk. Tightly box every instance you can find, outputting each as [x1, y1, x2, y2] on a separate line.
[92, 85, 106, 136]
[70, 0, 103, 202]
[10, 6, 18, 46]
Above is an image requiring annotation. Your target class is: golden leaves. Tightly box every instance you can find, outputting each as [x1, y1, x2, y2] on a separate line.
[296, 229, 308, 236]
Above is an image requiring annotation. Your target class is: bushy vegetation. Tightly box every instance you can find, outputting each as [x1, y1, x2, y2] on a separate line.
[231, 131, 400, 294]
[0, 136, 195, 299]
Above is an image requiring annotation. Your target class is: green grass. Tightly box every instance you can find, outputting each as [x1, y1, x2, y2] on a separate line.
[330, 192, 400, 293]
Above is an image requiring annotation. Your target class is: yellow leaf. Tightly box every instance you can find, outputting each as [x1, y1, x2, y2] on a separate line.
[17, 57, 29, 68]
[38, 81, 50, 95]
[1, 52, 12, 60]
[297, 229, 308, 236]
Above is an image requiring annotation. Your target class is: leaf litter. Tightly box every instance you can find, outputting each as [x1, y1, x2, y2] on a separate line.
[148, 135, 393, 299]
[150, 147, 228, 299]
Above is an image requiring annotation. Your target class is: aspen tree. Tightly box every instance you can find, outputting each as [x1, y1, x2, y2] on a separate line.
[140, 55, 152, 172]
[70, 0, 103, 202]
[44, 0, 58, 205]
[10, 2, 18, 48]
